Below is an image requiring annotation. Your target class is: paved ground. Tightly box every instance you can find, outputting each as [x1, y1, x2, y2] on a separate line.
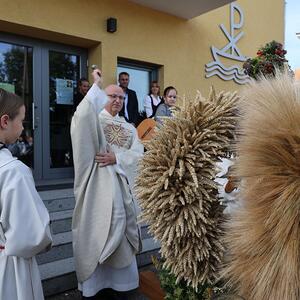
[46, 265, 156, 299]
[46, 289, 148, 300]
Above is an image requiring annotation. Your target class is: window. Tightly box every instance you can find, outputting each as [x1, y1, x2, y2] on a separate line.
[117, 58, 161, 112]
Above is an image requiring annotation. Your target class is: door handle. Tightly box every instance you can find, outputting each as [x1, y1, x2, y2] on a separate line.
[32, 103, 38, 130]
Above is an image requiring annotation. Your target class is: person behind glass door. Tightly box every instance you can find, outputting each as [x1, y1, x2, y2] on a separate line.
[154, 86, 177, 125]
[144, 81, 162, 118]
[0, 88, 52, 300]
[7, 131, 33, 168]
[74, 77, 90, 109]
[118, 72, 140, 127]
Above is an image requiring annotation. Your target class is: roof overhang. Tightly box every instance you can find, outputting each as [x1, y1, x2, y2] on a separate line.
[128, 0, 235, 19]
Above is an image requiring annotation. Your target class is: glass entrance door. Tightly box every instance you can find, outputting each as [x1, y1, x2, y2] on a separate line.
[49, 51, 79, 169]
[0, 40, 35, 168]
[0, 33, 87, 181]
[42, 46, 87, 179]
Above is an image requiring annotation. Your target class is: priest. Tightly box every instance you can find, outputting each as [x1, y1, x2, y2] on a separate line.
[71, 69, 143, 299]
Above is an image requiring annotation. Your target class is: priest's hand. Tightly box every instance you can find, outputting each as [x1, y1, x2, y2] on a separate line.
[95, 151, 116, 167]
[92, 68, 103, 88]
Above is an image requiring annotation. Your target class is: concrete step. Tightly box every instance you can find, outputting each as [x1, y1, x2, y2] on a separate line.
[39, 237, 160, 280]
[37, 187, 160, 296]
[42, 247, 160, 296]
[39, 188, 74, 201]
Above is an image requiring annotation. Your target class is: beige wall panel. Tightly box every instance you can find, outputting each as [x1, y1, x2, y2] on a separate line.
[0, 0, 284, 97]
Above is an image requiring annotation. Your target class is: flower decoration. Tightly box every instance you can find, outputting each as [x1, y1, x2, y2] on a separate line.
[243, 40, 289, 79]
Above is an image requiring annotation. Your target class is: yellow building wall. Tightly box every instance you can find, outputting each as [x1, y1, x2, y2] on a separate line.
[0, 0, 284, 98]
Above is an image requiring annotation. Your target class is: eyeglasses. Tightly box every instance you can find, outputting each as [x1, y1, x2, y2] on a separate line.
[108, 94, 125, 101]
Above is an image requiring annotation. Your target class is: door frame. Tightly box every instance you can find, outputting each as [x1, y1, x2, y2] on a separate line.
[41, 43, 87, 179]
[0, 32, 43, 179]
[0, 32, 87, 180]
[118, 57, 159, 82]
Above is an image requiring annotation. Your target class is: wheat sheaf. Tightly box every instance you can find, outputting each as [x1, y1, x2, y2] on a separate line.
[222, 71, 300, 300]
[135, 88, 239, 290]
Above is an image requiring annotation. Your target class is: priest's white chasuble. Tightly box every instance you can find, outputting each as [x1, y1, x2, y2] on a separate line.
[71, 84, 143, 297]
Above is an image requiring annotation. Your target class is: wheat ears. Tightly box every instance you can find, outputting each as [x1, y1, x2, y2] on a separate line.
[223, 71, 300, 300]
[135, 88, 239, 290]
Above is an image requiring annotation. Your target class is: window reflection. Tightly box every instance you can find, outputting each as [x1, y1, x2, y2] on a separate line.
[0, 41, 34, 168]
[49, 51, 79, 168]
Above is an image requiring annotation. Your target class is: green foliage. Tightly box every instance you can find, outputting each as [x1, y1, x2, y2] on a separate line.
[0, 46, 33, 96]
[243, 40, 290, 80]
[153, 257, 224, 300]
[159, 266, 210, 299]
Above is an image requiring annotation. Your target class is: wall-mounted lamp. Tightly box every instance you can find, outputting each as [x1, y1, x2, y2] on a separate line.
[107, 18, 117, 33]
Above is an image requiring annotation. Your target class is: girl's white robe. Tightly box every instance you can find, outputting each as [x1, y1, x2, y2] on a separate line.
[0, 149, 52, 300]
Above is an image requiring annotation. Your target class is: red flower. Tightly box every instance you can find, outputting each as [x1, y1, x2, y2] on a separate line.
[275, 49, 285, 56]
[257, 50, 264, 56]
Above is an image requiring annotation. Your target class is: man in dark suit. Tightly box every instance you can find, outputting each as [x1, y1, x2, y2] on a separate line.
[118, 72, 142, 127]
[74, 78, 90, 108]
